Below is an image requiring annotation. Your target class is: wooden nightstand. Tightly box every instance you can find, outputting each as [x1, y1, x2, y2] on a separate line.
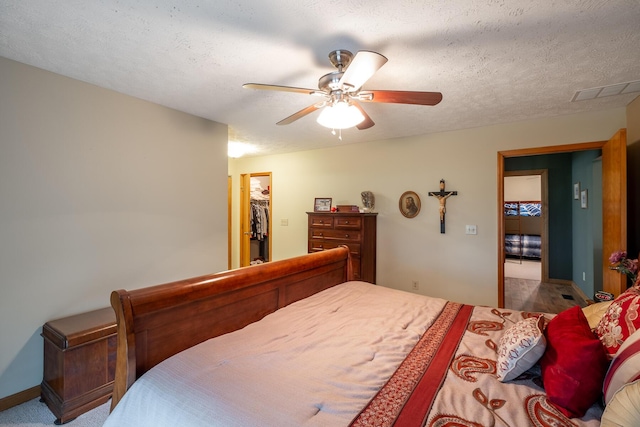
[41, 307, 116, 424]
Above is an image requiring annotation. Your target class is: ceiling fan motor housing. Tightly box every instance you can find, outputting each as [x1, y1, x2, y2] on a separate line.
[328, 50, 353, 70]
[318, 71, 344, 92]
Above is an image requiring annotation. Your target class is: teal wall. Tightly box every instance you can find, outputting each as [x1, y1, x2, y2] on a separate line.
[571, 150, 603, 298]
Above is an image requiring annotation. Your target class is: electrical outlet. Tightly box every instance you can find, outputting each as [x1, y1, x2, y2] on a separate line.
[280, 219, 288, 226]
[465, 225, 477, 235]
[412, 280, 419, 290]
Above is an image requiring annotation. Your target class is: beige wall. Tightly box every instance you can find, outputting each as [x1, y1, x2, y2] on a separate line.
[504, 176, 541, 201]
[229, 109, 626, 307]
[0, 57, 229, 399]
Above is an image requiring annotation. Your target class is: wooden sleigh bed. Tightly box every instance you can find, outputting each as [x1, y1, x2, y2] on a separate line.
[104, 246, 639, 427]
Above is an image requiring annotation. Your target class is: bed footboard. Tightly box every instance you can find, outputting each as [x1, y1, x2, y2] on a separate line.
[110, 246, 352, 410]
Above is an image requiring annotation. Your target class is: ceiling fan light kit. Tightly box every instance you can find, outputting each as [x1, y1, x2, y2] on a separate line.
[243, 49, 442, 133]
[316, 101, 365, 129]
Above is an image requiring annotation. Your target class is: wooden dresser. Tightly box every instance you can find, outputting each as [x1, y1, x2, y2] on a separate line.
[41, 307, 117, 424]
[307, 212, 377, 283]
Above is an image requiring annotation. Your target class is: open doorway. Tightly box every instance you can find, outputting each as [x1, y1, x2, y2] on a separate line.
[240, 172, 272, 267]
[497, 130, 628, 308]
[504, 171, 547, 283]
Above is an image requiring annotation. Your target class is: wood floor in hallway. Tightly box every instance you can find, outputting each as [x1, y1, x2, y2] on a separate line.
[505, 277, 589, 314]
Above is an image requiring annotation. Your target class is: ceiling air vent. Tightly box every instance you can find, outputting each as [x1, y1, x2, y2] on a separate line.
[572, 80, 640, 102]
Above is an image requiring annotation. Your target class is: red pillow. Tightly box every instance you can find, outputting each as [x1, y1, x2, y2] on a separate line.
[595, 285, 640, 356]
[540, 306, 609, 418]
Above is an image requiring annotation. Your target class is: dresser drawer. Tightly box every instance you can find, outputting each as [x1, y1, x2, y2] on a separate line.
[334, 216, 362, 229]
[308, 241, 361, 256]
[310, 228, 361, 242]
[308, 216, 334, 228]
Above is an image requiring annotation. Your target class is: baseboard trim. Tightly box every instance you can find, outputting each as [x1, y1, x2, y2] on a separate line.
[0, 385, 41, 411]
[570, 281, 592, 306]
[547, 279, 592, 306]
[547, 278, 574, 286]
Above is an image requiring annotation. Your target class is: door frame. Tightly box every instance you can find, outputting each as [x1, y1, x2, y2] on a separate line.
[497, 136, 626, 307]
[228, 175, 232, 270]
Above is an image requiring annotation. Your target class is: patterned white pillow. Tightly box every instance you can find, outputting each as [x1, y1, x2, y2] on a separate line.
[496, 316, 546, 382]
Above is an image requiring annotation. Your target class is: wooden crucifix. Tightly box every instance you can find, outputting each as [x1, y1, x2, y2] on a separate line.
[428, 179, 458, 233]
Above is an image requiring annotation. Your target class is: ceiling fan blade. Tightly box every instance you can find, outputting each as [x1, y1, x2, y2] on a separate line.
[359, 90, 443, 106]
[353, 103, 375, 130]
[276, 104, 320, 125]
[339, 51, 388, 91]
[243, 83, 318, 95]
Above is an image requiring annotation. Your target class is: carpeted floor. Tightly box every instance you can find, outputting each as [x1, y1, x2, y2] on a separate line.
[504, 258, 541, 281]
[0, 398, 109, 426]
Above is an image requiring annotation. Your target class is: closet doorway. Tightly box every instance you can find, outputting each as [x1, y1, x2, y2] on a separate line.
[240, 172, 272, 267]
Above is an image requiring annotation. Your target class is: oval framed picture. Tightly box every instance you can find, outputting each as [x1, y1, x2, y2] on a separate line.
[399, 191, 421, 218]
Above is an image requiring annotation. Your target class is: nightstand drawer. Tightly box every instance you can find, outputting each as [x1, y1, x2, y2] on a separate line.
[310, 228, 361, 242]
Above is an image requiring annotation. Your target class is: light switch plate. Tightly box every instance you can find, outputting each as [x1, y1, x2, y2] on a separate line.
[465, 225, 477, 235]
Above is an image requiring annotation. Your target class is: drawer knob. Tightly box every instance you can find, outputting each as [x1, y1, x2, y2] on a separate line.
[345, 234, 349, 238]
[345, 220, 350, 224]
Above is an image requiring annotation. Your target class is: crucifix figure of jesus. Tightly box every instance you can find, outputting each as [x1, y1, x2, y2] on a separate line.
[428, 179, 458, 233]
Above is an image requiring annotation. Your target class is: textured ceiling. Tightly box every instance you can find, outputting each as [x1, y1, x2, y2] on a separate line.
[1, 1, 639, 156]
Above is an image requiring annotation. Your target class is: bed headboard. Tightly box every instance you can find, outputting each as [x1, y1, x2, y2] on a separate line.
[110, 246, 353, 410]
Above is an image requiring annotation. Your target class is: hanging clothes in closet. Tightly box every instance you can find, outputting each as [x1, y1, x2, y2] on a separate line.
[249, 177, 270, 263]
[250, 199, 269, 241]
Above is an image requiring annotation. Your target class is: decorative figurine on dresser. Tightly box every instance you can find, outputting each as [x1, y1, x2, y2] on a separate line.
[307, 206, 377, 283]
[361, 191, 375, 213]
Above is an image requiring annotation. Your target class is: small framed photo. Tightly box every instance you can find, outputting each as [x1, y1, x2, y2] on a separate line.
[399, 191, 421, 218]
[580, 190, 588, 209]
[573, 182, 580, 200]
[314, 198, 332, 212]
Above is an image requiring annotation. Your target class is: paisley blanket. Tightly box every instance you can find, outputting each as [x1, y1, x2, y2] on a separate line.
[351, 304, 603, 427]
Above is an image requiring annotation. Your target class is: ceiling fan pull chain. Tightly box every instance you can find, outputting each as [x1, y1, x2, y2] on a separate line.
[328, 128, 343, 140]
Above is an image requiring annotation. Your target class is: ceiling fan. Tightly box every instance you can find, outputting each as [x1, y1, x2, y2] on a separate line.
[243, 49, 442, 131]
